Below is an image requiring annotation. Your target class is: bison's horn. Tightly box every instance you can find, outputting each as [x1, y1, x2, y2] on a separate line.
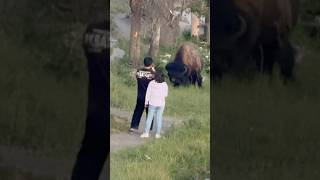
[182, 65, 188, 75]
[229, 14, 247, 44]
[181, 65, 188, 75]
[176, 65, 188, 76]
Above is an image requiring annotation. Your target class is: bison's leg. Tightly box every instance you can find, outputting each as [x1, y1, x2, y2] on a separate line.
[262, 47, 276, 75]
[189, 74, 195, 85]
[258, 26, 280, 76]
[252, 43, 265, 73]
[277, 38, 295, 82]
[196, 72, 203, 87]
[191, 78, 195, 85]
[190, 72, 198, 85]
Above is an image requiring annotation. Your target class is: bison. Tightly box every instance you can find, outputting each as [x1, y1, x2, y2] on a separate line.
[165, 43, 203, 87]
[213, 0, 301, 82]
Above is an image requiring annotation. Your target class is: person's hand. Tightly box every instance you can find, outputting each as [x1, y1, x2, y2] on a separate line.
[151, 65, 155, 72]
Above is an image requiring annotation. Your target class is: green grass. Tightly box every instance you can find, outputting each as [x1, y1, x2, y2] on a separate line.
[0, 32, 87, 158]
[213, 33, 320, 179]
[110, 57, 210, 179]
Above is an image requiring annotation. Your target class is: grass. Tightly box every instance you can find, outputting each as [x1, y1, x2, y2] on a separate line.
[212, 31, 320, 179]
[110, 56, 210, 179]
[0, 32, 87, 158]
[0, 166, 56, 180]
[0, 27, 86, 179]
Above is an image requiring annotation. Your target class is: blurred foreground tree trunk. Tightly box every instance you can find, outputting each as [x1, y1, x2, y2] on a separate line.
[129, 0, 142, 67]
[205, 8, 210, 44]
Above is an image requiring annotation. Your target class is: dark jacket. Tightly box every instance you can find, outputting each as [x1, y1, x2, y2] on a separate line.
[136, 67, 155, 100]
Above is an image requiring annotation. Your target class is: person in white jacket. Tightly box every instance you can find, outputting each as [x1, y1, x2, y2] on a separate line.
[141, 70, 168, 138]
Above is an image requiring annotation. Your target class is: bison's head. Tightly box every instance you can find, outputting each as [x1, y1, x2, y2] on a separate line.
[165, 62, 190, 86]
[213, 11, 258, 78]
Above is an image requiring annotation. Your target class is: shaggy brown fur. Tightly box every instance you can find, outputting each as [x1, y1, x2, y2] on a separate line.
[174, 42, 203, 76]
[235, 0, 299, 35]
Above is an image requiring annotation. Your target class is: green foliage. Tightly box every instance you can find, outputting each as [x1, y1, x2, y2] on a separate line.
[297, 0, 320, 41]
[198, 45, 210, 74]
[156, 53, 172, 73]
[292, 23, 320, 49]
[111, 54, 136, 87]
[301, 0, 320, 20]
[188, 0, 209, 16]
[182, 30, 192, 41]
[182, 30, 208, 44]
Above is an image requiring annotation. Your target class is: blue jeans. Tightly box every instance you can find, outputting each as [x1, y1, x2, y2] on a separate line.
[144, 105, 165, 134]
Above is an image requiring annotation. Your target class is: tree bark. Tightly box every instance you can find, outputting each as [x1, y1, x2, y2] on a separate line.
[129, 0, 142, 68]
[191, 13, 200, 37]
[159, 0, 180, 47]
[148, 20, 161, 59]
[205, 11, 210, 44]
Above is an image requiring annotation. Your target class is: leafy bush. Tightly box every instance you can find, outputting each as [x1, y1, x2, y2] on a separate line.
[198, 45, 210, 74]
[182, 30, 192, 41]
[111, 55, 136, 87]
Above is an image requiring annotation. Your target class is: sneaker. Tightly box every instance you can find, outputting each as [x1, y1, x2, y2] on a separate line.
[140, 133, 149, 138]
[155, 134, 161, 139]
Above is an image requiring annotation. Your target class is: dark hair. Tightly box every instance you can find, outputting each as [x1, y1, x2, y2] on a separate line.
[154, 70, 165, 83]
[144, 57, 153, 67]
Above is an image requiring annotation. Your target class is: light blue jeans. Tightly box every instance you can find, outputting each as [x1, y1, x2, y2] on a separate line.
[144, 105, 165, 134]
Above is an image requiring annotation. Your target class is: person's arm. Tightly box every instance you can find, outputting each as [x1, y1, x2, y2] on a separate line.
[145, 82, 152, 106]
[164, 83, 168, 97]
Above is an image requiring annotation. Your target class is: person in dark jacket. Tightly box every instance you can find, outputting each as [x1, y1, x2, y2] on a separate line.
[71, 20, 109, 180]
[129, 57, 155, 132]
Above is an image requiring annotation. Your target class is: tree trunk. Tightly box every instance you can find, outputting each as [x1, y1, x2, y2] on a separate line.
[191, 13, 200, 37]
[129, 0, 142, 68]
[205, 11, 210, 44]
[159, 0, 179, 47]
[148, 20, 161, 60]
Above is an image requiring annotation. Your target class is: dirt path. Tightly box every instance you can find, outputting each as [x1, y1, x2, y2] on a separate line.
[110, 107, 182, 153]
